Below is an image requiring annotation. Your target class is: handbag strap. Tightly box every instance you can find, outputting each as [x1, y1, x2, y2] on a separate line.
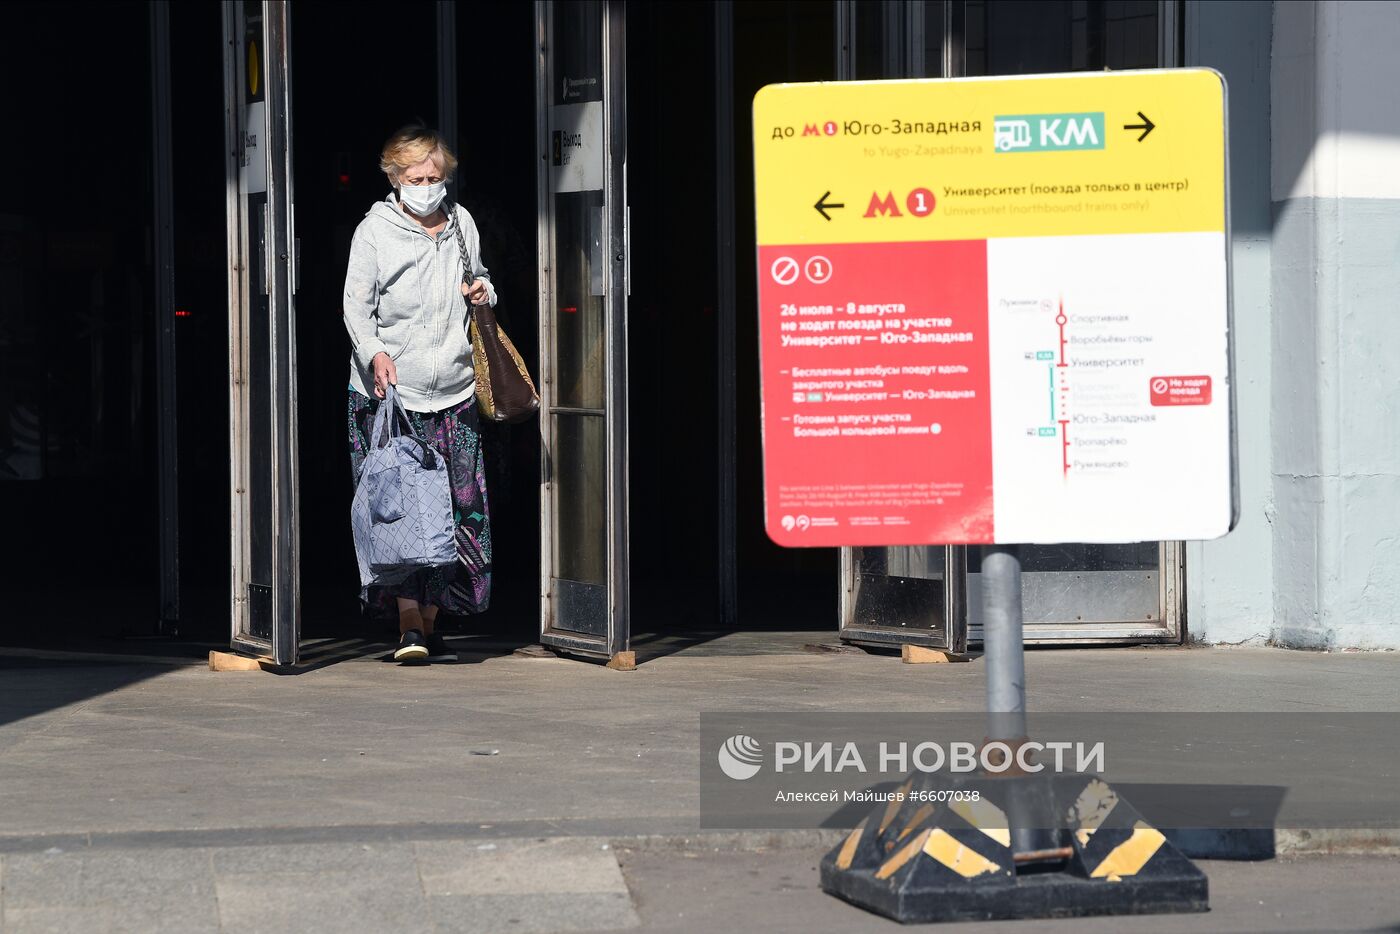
[372, 385, 438, 468]
[372, 384, 406, 446]
[451, 202, 472, 287]
[451, 202, 480, 331]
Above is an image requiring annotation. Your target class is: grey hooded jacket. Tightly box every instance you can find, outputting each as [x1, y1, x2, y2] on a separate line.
[343, 194, 498, 413]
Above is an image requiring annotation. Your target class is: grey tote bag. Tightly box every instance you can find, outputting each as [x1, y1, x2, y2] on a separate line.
[351, 385, 457, 589]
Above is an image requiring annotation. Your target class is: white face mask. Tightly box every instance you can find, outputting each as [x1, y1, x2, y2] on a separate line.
[399, 181, 446, 217]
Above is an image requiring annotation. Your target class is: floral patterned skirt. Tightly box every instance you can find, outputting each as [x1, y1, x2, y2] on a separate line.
[347, 388, 492, 616]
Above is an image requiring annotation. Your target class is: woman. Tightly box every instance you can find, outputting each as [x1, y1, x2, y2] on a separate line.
[343, 125, 495, 663]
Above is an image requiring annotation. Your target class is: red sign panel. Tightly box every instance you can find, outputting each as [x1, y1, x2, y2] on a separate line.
[1149, 375, 1212, 406]
[759, 240, 994, 547]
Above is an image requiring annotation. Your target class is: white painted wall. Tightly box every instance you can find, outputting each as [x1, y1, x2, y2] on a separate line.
[1185, 0, 1276, 644]
[1269, 0, 1400, 649]
[1272, 0, 1400, 201]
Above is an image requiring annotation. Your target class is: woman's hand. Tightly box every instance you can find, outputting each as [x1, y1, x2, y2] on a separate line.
[462, 278, 489, 306]
[371, 351, 397, 399]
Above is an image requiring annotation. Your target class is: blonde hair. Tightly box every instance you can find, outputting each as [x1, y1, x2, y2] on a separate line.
[379, 125, 458, 188]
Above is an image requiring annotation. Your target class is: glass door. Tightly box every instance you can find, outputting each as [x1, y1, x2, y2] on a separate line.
[836, 0, 1183, 648]
[836, 0, 964, 654]
[949, 0, 1184, 644]
[536, 0, 630, 661]
[224, 0, 300, 665]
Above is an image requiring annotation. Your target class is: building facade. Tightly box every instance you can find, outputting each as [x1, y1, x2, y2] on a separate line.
[1, 0, 1395, 663]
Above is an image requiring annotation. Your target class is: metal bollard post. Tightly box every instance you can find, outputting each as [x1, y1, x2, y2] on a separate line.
[981, 543, 1051, 860]
[981, 544, 1027, 742]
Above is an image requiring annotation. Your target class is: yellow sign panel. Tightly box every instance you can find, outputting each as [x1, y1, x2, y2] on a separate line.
[753, 69, 1226, 245]
[752, 69, 1235, 547]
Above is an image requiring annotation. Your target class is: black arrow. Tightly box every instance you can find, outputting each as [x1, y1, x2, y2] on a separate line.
[1123, 111, 1155, 141]
[814, 190, 845, 221]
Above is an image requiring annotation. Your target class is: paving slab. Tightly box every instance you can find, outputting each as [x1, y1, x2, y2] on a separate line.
[1, 847, 220, 934]
[0, 838, 639, 934]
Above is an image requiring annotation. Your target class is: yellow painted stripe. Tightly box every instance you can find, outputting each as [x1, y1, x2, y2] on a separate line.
[879, 780, 913, 835]
[897, 803, 935, 840]
[922, 828, 1003, 879]
[950, 797, 1011, 848]
[835, 820, 865, 870]
[1090, 821, 1166, 879]
[1069, 778, 1119, 847]
[876, 829, 931, 880]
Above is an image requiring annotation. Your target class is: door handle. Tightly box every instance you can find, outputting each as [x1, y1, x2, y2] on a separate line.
[292, 203, 300, 294]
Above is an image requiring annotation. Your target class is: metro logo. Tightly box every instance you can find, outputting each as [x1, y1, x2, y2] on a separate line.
[994, 112, 1105, 153]
[864, 191, 901, 217]
[863, 188, 937, 218]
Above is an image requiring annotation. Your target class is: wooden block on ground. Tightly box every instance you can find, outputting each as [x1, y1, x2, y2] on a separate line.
[208, 650, 268, 671]
[901, 644, 968, 664]
[605, 650, 637, 671]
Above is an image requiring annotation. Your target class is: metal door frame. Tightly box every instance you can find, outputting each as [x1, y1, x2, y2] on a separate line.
[967, 542, 1184, 644]
[835, 0, 964, 653]
[224, 0, 299, 666]
[535, 0, 630, 660]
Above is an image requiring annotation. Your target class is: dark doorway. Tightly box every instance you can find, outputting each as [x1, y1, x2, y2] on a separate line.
[731, 1, 840, 628]
[624, 0, 840, 643]
[625, 0, 721, 632]
[1, 0, 843, 657]
[289, 1, 540, 643]
[0, 1, 160, 643]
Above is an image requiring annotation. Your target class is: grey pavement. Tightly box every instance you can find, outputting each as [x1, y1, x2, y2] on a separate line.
[614, 845, 1400, 934]
[1, 637, 1398, 931]
[0, 838, 638, 934]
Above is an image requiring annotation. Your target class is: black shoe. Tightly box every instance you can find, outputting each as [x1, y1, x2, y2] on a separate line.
[425, 633, 457, 662]
[394, 629, 429, 663]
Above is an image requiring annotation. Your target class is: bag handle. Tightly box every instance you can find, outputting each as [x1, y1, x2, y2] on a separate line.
[372, 385, 438, 469]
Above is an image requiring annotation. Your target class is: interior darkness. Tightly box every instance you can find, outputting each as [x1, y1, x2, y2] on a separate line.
[0, 2, 159, 640]
[1, 0, 846, 650]
[625, 1, 721, 630]
[731, 1, 840, 626]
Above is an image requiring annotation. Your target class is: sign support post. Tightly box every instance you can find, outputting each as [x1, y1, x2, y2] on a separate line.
[982, 544, 1026, 745]
[979, 543, 1049, 862]
[820, 546, 1211, 922]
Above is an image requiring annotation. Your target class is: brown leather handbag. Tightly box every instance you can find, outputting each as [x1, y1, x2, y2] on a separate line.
[452, 204, 540, 424]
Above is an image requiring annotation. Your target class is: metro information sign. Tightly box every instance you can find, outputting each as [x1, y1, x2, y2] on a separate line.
[754, 69, 1236, 547]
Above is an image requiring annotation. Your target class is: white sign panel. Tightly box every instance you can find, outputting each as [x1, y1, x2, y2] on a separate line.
[239, 101, 267, 195]
[551, 101, 604, 194]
